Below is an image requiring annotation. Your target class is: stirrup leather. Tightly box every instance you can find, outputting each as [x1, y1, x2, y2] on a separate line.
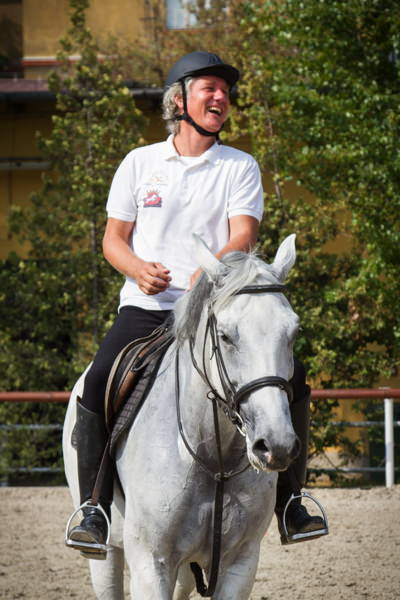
[281, 491, 329, 544]
[65, 500, 111, 558]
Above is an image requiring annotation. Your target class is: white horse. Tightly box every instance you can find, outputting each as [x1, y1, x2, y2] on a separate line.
[63, 234, 300, 599]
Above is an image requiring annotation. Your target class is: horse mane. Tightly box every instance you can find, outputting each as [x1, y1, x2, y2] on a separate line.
[173, 250, 280, 345]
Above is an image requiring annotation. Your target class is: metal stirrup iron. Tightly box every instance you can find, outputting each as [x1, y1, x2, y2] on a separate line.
[282, 491, 329, 544]
[65, 500, 111, 558]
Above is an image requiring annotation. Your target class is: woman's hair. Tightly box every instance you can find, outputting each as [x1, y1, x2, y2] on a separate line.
[162, 78, 193, 135]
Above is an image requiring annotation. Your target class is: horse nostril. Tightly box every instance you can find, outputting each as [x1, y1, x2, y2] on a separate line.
[252, 439, 270, 457]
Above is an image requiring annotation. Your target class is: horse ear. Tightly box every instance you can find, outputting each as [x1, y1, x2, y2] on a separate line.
[193, 234, 226, 281]
[271, 234, 296, 282]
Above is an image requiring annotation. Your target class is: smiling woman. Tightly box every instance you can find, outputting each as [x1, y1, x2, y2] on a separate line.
[63, 50, 325, 577]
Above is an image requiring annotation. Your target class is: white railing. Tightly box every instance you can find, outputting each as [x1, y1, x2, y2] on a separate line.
[1, 389, 399, 486]
[310, 389, 400, 487]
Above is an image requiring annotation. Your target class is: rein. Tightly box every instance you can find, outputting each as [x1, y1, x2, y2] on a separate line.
[175, 282, 293, 597]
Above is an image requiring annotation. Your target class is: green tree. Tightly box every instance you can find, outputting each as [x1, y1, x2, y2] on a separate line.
[240, 0, 399, 379]
[233, 0, 400, 471]
[0, 0, 144, 481]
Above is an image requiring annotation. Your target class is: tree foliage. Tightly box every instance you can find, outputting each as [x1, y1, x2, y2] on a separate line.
[234, 9, 399, 350]
[233, 0, 400, 467]
[2, 0, 144, 390]
[0, 0, 144, 480]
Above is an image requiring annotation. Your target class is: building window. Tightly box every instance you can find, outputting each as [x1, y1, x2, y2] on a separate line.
[166, 0, 197, 30]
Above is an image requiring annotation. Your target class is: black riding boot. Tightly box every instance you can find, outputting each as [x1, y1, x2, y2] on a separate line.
[66, 401, 114, 559]
[275, 379, 327, 545]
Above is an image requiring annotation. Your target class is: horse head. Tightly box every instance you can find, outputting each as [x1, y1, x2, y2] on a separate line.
[174, 234, 300, 474]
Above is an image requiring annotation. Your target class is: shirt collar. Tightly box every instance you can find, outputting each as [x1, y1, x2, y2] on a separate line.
[163, 134, 221, 165]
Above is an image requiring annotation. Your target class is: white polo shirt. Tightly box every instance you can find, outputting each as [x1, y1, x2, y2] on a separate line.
[106, 135, 264, 310]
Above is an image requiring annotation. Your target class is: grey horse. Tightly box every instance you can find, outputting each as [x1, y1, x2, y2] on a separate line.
[63, 234, 300, 599]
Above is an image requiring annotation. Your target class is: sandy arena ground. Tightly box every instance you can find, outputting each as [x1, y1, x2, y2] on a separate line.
[0, 485, 399, 599]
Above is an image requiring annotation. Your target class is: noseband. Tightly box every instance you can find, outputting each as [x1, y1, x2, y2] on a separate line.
[193, 283, 293, 434]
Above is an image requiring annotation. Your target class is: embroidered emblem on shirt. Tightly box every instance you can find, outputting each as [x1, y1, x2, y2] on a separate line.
[148, 172, 168, 186]
[143, 190, 162, 208]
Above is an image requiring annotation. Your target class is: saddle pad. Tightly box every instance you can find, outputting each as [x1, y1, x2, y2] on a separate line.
[109, 330, 174, 456]
[109, 347, 171, 457]
[105, 321, 174, 429]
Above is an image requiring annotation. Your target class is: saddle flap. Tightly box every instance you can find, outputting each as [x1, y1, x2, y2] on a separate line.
[104, 322, 174, 432]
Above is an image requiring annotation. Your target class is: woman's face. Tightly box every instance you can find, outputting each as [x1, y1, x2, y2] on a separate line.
[176, 75, 230, 133]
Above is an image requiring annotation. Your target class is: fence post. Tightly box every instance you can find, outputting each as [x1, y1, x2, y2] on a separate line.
[384, 397, 394, 487]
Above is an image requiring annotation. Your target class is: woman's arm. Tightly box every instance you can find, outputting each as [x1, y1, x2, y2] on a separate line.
[102, 217, 171, 295]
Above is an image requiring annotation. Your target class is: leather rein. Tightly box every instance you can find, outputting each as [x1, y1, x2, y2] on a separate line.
[175, 282, 293, 597]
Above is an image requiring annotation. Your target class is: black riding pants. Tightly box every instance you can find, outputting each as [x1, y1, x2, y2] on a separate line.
[81, 306, 171, 414]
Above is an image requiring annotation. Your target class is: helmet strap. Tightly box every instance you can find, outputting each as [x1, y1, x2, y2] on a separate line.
[176, 80, 222, 139]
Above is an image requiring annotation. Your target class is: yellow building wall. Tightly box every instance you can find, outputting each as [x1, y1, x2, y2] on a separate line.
[0, 98, 164, 258]
[0, 1, 22, 51]
[23, 0, 70, 59]
[0, 104, 52, 157]
[0, 99, 54, 256]
[0, 1, 21, 22]
[0, 169, 42, 257]
[22, 0, 147, 78]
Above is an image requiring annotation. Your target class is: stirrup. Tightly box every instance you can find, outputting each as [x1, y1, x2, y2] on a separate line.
[65, 500, 111, 559]
[282, 491, 329, 545]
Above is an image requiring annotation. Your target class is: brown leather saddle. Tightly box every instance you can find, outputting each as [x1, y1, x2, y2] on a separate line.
[104, 320, 175, 456]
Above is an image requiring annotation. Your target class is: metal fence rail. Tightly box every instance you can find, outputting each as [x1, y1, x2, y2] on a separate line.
[1, 389, 399, 486]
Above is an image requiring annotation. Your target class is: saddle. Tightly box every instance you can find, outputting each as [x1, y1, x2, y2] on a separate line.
[104, 320, 175, 456]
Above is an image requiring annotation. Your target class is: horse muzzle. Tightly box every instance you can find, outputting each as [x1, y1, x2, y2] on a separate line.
[248, 435, 300, 472]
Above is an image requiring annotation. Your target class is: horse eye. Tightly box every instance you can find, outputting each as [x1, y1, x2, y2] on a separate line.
[218, 331, 233, 345]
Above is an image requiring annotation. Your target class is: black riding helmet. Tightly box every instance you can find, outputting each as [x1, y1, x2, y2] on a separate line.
[165, 51, 240, 138]
[165, 51, 239, 90]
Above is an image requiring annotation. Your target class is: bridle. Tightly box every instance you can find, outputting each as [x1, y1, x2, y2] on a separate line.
[175, 282, 294, 597]
[190, 283, 293, 435]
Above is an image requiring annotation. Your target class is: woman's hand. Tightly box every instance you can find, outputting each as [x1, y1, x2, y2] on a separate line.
[136, 261, 171, 295]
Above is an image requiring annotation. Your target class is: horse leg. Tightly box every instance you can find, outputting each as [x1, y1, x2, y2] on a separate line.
[89, 546, 125, 600]
[212, 542, 261, 600]
[125, 550, 177, 599]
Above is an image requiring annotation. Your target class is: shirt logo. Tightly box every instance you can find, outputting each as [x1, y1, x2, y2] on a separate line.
[143, 190, 162, 208]
[148, 171, 168, 186]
